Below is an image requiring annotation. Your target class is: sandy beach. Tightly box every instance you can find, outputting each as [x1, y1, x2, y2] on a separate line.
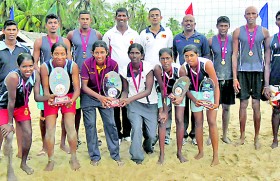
[1, 96, 280, 181]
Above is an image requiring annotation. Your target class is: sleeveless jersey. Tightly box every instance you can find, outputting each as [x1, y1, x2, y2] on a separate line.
[40, 36, 63, 64]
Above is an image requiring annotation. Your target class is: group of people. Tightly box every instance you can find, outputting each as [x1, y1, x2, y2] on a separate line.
[0, 4, 279, 180]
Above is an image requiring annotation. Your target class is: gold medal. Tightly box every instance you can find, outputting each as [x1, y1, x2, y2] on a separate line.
[83, 52, 87, 58]
[24, 108, 29, 116]
[221, 59, 226, 65]
[248, 50, 253, 56]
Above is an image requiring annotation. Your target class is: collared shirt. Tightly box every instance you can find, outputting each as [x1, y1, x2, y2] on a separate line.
[102, 26, 140, 69]
[0, 41, 30, 87]
[139, 25, 173, 68]
[173, 31, 210, 65]
[81, 56, 118, 95]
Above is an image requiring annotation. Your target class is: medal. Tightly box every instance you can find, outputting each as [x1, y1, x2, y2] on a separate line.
[80, 29, 91, 59]
[248, 50, 254, 56]
[24, 108, 29, 116]
[83, 52, 87, 58]
[217, 34, 228, 65]
[245, 25, 258, 57]
[129, 62, 143, 93]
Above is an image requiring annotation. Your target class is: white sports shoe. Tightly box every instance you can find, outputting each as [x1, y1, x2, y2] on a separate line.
[123, 137, 131, 142]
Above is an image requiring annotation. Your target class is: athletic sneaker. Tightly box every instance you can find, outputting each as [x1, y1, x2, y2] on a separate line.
[182, 138, 187, 146]
[123, 137, 131, 142]
[192, 138, 197, 145]
[165, 138, 170, 145]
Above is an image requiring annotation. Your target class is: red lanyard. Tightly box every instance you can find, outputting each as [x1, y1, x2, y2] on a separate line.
[129, 62, 143, 93]
[80, 29, 91, 53]
[22, 80, 29, 106]
[245, 25, 258, 51]
[217, 34, 228, 60]
[47, 35, 59, 48]
[189, 60, 200, 92]
[93, 59, 106, 94]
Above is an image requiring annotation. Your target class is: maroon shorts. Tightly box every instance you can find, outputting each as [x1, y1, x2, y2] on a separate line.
[0, 106, 31, 126]
[44, 93, 76, 117]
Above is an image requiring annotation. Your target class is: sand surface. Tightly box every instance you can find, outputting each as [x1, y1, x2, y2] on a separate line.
[0, 97, 280, 181]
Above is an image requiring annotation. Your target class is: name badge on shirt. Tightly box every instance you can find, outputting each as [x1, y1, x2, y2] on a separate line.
[194, 39, 200, 43]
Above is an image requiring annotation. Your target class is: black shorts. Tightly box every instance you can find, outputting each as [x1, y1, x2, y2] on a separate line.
[236, 71, 263, 100]
[219, 79, 235, 105]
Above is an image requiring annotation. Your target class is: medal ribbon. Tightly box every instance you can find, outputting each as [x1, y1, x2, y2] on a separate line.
[80, 29, 91, 53]
[22, 80, 30, 107]
[163, 68, 172, 97]
[189, 60, 200, 92]
[47, 35, 59, 48]
[217, 34, 228, 61]
[245, 25, 258, 51]
[94, 59, 106, 94]
[129, 62, 143, 93]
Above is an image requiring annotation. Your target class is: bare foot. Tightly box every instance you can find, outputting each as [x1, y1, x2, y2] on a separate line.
[194, 152, 204, 160]
[157, 154, 164, 165]
[271, 141, 278, 149]
[234, 138, 245, 147]
[69, 158, 80, 171]
[177, 153, 188, 163]
[37, 149, 46, 156]
[44, 160, 55, 171]
[90, 160, 99, 166]
[211, 158, 220, 167]
[254, 139, 261, 150]
[206, 137, 211, 146]
[20, 164, 34, 175]
[60, 145, 70, 154]
[116, 160, 124, 166]
[221, 137, 231, 144]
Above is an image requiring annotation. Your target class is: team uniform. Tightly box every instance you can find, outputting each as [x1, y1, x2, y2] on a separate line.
[183, 57, 213, 112]
[210, 35, 235, 105]
[0, 69, 35, 125]
[237, 25, 265, 100]
[43, 59, 76, 116]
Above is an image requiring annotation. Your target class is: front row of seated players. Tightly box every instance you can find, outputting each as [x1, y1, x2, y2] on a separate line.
[0, 41, 219, 179]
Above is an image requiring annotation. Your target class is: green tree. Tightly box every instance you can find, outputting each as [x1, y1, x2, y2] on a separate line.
[166, 17, 181, 35]
[0, 0, 14, 21]
[14, 0, 44, 32]
[205, 29, 215, 39]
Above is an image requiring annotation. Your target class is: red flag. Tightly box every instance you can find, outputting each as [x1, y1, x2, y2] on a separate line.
[185, 3, 193, 15]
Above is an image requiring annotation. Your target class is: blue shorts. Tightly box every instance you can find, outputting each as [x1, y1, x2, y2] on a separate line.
[157, 93, 185, 108]
[190, 91, 214, 112]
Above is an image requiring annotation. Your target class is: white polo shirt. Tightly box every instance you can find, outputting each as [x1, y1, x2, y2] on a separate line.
[139, 25, 173, 68]
[103, 26, 140, 68]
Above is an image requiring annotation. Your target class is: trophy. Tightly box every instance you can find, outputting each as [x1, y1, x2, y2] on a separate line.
[49, 67, 71, 105]
[172, 76, 190, 97]
[199, 77, 215, 108]
[269, 85, 280, 107]
[103, 71, 122, 107]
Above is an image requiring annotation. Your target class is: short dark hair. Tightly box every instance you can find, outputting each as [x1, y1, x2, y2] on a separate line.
[91, 40, 109, 57]
[45, 14, 59, 23]
[127, 43, 144, 56]
[17, 53, 34, 66]
[183, 44, 199, 55]
[51, 42, 68, 54]
[216, 16, 230, 26]
[159, 48, 173, 58]
[3, 20, 18, 30]
[276, 11, 280, 19]
[149, 8, 161, 15]
[115, 8, 128, 17]
[79, 10, 90, 18]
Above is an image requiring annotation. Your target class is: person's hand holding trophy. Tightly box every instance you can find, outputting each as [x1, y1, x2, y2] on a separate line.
[198, 76, 217, 109]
